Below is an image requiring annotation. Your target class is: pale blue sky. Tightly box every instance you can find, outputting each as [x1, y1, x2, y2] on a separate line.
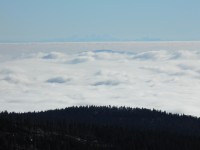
[0, 0, 200, 42]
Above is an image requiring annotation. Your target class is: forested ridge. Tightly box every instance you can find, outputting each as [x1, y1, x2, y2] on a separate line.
[1, 106, 200, 150]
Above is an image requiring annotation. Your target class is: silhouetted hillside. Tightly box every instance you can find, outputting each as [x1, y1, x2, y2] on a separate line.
[1, 106, 200, 150]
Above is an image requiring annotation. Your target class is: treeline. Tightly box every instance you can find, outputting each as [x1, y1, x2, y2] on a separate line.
[0, 106, 200, 150]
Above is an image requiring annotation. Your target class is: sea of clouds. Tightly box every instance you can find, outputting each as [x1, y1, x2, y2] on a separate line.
[1, 42, 200, 117]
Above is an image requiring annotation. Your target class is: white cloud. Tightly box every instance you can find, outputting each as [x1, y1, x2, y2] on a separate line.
[1, 43, 200, 116]
[41, 52, 67, 59]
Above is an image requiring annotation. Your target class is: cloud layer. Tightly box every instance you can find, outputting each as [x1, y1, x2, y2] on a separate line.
[1, 46, 200, 116]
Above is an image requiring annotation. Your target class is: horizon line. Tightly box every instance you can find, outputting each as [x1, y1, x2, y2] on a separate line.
[1, 40, 200, 45]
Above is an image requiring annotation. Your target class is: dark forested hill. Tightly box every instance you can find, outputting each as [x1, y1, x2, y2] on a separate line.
[1, 106, 200, 150]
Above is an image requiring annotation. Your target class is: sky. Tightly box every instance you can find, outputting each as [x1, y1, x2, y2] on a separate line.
[0, 0, 200, 42]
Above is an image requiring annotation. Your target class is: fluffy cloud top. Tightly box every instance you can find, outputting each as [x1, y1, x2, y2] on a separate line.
[0, 46, 200, 117]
